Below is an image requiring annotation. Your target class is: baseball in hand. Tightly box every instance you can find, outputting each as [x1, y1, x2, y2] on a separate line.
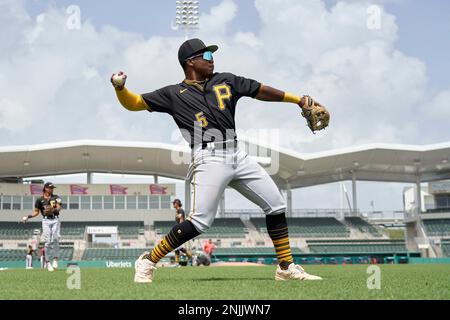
[111, 72, 127, 89]
[22, 216, 28, 222]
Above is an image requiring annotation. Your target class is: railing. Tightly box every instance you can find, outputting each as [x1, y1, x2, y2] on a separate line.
[223, 209, 406, 221]
[364, 211, 405, 221]
[425, 208, 450, 214]
[224, 209, 360, 219]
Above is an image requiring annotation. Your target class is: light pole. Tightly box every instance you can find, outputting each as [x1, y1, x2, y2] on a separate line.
[173, 0, 200, 40]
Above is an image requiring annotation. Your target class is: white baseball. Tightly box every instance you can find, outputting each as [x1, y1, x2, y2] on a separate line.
[112, 73, 126, 87]
[22, 216, 28, 222]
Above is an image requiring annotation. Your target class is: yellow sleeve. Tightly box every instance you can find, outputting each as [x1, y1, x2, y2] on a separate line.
[282, 92, 301, 104]
[115, 87, 150, 111]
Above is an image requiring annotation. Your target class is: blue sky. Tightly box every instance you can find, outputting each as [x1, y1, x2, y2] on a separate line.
[381, 0, 450, 93]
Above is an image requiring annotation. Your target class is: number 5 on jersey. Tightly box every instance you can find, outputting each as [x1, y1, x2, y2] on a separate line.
[213, 84, 232, 110]
[195, 112, 208, 127]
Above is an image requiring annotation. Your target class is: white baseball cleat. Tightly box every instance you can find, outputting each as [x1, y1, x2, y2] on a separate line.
[46, 262, 54, 272]
[134, 252, 157, 283]
[52, 259, 58, 269]
[275, 263, 322, 281]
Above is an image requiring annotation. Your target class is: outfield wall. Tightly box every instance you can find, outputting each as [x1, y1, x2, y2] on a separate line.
[409, 257, 450, 264]
[1, 251, 424, 269]
[0, 260, 135, 269]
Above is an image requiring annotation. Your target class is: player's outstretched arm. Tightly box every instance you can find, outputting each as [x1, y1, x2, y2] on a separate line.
[21, 208, 40, 223]
[111, 71, 149, 111]
[255, 85, 306, 108]
[255, 85, 330, 133]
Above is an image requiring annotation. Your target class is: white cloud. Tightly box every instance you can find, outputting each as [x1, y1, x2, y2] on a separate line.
[0, 98, 30, 131]
[199, 0, 238, 36]
[430, 89, 450, 117]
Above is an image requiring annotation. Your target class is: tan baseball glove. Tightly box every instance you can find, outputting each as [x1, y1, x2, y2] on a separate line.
[43, 206, 54, 216]
[300, 95, 330, 133]
[43, 203, 56, 216]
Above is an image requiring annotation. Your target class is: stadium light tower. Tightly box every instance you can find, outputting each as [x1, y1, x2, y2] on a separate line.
[172, 0, 200, 40]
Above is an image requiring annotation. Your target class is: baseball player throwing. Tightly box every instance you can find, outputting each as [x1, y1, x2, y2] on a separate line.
[22, 182, 62, 272]
[111, 38, 329, 283]
[172, 199, 192, 265]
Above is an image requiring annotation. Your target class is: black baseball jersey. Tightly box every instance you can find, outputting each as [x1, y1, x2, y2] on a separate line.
[141, 72, 261, 146]
[35, 195, 62, 217]
[175, 208, 185, 224]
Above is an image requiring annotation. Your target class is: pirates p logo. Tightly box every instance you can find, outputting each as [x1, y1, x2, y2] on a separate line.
[213, 84, 232, 110]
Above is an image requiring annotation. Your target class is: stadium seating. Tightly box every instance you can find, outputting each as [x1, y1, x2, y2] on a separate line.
[425, 208, 450, 214]
[345, 217, 382, 237]
[441, 239, 450, 257]
[153, 221, 174, 235]
[423, 219, 450, 237]
[306, 239, 408, 254]
[0, 248, 74, 261]
[0, 222, 41, 239]
[81, 248, 146, 261]
[213, 247, 303, 256]
[203, 218, 247, 238]
[154, 218, 247, 238]
[250, 217, 350, 238]
[0, 221, 144, 240]
[60, 222, 85, 239]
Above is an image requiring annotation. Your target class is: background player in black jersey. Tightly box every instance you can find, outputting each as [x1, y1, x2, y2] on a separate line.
[22, 182, 62, 272]
[172, 199, 192, 265]
[112, 38, 322, 283]
[25, 245, 35, 269]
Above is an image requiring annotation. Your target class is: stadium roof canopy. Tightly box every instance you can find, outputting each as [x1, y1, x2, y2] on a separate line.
[0, 140, 449, 188]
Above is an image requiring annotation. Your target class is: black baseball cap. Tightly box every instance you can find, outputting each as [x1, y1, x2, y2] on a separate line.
[43, 182, 56, 189]
[178, 38, 218, 66]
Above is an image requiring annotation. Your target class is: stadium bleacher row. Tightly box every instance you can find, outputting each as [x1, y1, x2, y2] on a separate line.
[154, 218, 247, 238]
[424, 219, 450, 237]
[0, 248, 74, 261]
[214, 247, 303, 255]
[2, 217, 392, 241]
[1, 217, 384, 241]
[0, 222, 41, 239]
[306, 240, 408, 254]
[250, 217, 350, 238]
[1, 217, 398, 241]
[345, 217, 382, 237]
[441, 239, 450, 257]
[82, 248, 146, 261]
[0, 221, 144, 240]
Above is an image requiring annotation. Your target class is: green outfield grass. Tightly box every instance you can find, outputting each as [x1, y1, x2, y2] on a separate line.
[0, 264, 449, 300]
